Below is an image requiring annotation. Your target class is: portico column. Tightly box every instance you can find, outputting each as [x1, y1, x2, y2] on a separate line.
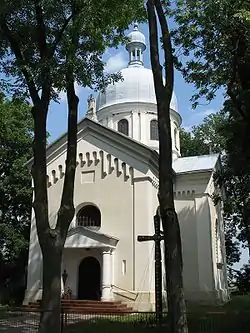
[102, 248, 112, 300]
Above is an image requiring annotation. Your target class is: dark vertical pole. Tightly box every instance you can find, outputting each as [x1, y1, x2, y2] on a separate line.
[154, 213, 163, 326]
[60, 309, 64, 333]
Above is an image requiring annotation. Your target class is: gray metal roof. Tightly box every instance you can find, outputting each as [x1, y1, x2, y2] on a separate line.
[173, 154, 219, 174]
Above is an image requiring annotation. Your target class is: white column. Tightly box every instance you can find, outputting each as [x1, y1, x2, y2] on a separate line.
[102, 248, 112, 300]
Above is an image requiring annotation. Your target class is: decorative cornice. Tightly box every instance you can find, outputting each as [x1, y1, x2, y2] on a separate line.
[174, 190, 196, 198]
[46, 149, 135, 189]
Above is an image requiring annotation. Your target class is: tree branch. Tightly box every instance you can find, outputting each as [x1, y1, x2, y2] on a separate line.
[34, 0, 48, 58]
[56, 11, 79, 239]
[147, 0, 163, 91]
[154, 0, 174, 95]
[227, 36, 247, 120]
[1, 22, 40, 105]
[50, 14, 74, 57]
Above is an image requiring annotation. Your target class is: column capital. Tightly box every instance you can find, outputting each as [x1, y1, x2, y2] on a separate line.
[102, 247, 112, 255]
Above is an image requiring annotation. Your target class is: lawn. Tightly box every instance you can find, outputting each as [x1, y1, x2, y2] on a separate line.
[64, 296, 250, 333]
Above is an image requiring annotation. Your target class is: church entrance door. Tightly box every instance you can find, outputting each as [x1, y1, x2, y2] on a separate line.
[78, 256, 101, 300]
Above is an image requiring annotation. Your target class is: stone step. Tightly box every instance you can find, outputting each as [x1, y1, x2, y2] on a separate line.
[36, 300, 122, 306]
[24, 304, 128, 310]
[20, 307, 133, 314]
[23, 300, 133, 314]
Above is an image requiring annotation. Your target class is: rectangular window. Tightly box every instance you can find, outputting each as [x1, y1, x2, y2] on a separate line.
[122, 260, 126, 275]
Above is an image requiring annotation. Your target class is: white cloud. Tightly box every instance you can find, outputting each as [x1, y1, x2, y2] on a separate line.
[183, 108, 217, 129]
[105, 52, 127, 73]
[203, 108, 217, 116]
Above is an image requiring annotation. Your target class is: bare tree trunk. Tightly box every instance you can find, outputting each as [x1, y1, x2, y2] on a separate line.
[31, 68, 78, 333]
[31, 102, 62, 332]
[147, 1, 188, 332]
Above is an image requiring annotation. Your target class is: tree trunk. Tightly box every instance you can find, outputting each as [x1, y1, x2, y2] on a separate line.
[146, 1, 188, 332]
[39, 242, 62, 333]
[158, 96, 188, 333]
[31, 67, 78, 333]
[243, 208, 250, 259]
[39, 77, 78, 333]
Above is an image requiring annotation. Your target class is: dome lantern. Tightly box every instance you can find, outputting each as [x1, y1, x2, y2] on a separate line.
[125, 23, 146, 67]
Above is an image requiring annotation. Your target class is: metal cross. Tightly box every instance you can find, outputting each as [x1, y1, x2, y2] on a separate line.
[137, 208, 164, 326]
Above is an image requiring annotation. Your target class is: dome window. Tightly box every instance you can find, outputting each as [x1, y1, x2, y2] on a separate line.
[150, 119, 159, 140]
[118, 119, 129, 136]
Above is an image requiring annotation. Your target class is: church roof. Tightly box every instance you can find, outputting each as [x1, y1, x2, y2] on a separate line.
[173, 154, 220, 175]
[26, 117, 159, 175]
[95, 66, 179, 114]
[65, 226, 119, 248]
[26, 118, 219, 176]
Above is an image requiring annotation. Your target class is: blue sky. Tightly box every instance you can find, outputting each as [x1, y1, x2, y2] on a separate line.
[47, 23, 225, 143]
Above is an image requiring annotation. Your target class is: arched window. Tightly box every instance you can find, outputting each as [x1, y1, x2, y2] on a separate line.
[77, 205, 101, 230]
[150, 119, 159, 140]
[118, 119, 129, 136]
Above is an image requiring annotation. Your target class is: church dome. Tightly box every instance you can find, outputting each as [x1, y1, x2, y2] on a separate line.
[96, 66, 178, 112]
[126, 22, 146, 49]
[96, 23, 178, 113]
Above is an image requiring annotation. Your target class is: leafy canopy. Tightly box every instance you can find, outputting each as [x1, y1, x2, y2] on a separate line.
[0, 0, 145, 100]
[172, 0, 250, 109]
[0, 95, 33, 303]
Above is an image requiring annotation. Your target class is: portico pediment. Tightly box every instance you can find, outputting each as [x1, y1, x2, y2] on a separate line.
[64, 226, 119, 249]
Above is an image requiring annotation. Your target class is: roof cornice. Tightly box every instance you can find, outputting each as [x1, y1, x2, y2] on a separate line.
[26, 117, 159, 177]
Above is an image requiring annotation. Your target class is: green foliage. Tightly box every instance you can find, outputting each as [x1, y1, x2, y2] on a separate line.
[172, 0, 250, 111]
[232, 264, 250, 295]
[0, 0, 146, 99]
[0, 95, 33, 304]
[180, 112, 225, 157]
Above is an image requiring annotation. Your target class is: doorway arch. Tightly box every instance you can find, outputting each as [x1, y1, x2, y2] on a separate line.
[78, 256, 101, 300]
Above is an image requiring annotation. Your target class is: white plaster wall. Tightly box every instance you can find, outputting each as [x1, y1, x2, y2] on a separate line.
[195, 196, 215, 292]
[26, 132, 158, 303]
[24, 210, 43, 304]
[175, 198, 199, 291]
[97, 102, 181, 158]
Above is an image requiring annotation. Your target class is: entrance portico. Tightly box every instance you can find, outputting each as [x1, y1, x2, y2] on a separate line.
[62, 226, 118, 301]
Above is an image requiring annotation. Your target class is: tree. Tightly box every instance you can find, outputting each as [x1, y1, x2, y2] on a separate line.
[180, 112, 225, 157]
[0, 1, 145, 332]
[233, 263, 250, 295]
[0, 95, 33, 304]
[147, 1, 188, 332]
[172, 0, 250, 258]
[172, 0, 250, 118]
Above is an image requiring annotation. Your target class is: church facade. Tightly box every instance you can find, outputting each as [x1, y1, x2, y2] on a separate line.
[24, 24, 229, 310]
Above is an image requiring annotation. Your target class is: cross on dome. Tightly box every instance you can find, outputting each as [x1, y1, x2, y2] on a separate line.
[126, 23, 146, 67]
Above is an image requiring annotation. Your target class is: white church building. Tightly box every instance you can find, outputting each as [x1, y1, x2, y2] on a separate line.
[24, 24, 228, 310]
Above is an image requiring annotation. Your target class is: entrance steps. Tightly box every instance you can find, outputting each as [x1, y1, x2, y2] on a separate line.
[22, 299, 133, 314]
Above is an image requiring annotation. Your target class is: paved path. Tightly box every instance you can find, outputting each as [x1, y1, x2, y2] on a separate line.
[0, 313, 39, 333]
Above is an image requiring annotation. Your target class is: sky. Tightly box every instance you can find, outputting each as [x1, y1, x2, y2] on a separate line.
[46, 22, 225, 143]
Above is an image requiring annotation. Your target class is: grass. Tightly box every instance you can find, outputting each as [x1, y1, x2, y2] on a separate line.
[63, 312, 250, 333]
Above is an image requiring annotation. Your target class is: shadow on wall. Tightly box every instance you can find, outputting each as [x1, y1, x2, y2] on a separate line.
[162, 198, 218, 305]
[24, 211, 61, 303]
